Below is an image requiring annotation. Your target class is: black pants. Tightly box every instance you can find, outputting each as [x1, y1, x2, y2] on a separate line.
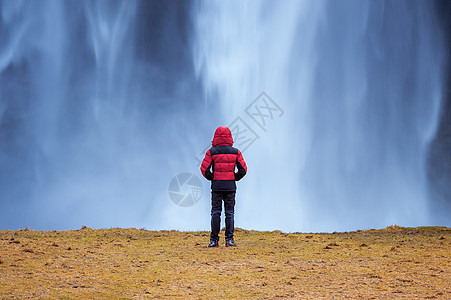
[210, 190, 236, 241]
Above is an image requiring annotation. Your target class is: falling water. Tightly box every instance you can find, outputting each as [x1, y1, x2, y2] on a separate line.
[0, 0, 206, 230]
[193, 0, 445, 231]
[0, 1, 447, 232]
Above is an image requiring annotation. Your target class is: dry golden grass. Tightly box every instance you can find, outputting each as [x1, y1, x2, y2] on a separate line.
[0, 225, 450, 299]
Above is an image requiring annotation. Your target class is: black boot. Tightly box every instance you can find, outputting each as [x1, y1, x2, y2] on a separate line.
[208, 240, 219, 247]
[225, 238, 236, 247]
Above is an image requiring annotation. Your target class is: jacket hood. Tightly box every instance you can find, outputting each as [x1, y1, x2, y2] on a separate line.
[212, 126, 233, 147]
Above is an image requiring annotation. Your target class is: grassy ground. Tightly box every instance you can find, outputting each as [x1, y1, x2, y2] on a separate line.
[0, 225, 449, 299]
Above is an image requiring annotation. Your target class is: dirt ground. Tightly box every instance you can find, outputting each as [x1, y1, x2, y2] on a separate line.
[0, 225, 449, 299]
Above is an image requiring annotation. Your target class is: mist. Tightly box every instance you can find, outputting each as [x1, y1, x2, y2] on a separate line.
[0, 0, 449, 232]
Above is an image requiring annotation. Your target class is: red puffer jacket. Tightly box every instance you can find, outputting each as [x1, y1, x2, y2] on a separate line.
[200, 126, 247, 191]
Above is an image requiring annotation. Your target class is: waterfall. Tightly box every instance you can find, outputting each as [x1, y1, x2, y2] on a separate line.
[0, 0, 446, 231]
[193, 0, 445, 231]
[0, 0, 203, 230]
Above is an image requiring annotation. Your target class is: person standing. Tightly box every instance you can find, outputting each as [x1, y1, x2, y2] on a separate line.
[200, 126, 247, 247]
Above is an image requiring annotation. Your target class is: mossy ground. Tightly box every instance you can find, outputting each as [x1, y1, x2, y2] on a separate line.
[0, 226, 449, 299]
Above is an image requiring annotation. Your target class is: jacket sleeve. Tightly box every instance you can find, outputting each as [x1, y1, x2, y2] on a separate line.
[200, 150, 214, 180]
[235, 150, 247, 181]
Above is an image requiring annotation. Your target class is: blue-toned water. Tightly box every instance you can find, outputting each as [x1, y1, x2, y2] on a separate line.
[0, 0, 447, 231]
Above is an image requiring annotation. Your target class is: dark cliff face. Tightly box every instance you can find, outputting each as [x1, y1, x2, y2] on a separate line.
[427, 1, 451, 221]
